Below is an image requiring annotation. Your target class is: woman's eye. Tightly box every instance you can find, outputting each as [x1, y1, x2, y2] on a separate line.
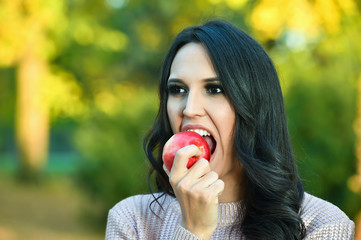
[206, 85, 223, 94]
[168, 85, 186, 95]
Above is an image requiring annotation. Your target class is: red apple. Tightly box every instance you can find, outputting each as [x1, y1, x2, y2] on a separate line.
[162, 131, 211, 172]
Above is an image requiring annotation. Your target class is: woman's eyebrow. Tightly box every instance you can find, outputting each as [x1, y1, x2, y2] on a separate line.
[203, 77, 220, 83]
[167, 77, 220, 83]
[167, 78, 183, 84]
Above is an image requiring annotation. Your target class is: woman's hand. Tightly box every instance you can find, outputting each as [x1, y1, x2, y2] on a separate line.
[163, 145, 224, 240]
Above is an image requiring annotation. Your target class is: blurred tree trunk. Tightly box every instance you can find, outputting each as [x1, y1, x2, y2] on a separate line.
[15, 21, 49, 181]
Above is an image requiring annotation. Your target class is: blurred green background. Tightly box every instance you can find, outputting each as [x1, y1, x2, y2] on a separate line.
[1, 0, 361, 239]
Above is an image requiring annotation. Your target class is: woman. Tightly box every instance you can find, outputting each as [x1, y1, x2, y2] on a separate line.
[105, 20, 354, 239]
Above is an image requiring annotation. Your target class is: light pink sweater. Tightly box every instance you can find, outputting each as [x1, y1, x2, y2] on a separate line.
[105, 192, 354, 239]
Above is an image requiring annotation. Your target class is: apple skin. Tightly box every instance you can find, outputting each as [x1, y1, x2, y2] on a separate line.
[162, 131, 211, 172]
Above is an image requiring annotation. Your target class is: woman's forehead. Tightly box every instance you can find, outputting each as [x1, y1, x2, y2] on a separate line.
[168, 43, 217, 81]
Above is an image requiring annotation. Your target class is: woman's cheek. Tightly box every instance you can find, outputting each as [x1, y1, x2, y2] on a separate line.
[167, 102, 179, 132]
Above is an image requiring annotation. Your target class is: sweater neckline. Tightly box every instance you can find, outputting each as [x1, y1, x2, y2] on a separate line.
[218, 201, 244, 226]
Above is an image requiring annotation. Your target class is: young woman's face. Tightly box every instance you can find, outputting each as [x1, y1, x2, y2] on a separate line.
[166, 42, 239, 177]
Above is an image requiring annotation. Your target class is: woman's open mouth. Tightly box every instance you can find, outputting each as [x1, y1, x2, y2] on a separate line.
[186, 129, 217, 154]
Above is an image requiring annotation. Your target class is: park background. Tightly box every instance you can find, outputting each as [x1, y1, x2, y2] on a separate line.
[0, 0, 361, 239]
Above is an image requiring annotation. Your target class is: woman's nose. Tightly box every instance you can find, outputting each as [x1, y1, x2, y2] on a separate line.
[182, 92, 205, 117]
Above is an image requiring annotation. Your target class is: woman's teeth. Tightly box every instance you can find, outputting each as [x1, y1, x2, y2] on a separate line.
[186, 129, 211, 137]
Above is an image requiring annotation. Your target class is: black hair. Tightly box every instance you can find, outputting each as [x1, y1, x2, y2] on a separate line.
[143, 20, 305, 240]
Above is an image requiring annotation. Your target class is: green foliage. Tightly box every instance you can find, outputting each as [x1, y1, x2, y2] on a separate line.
[0, 68, 16, 153]
[286, 79, 360, 217]
[270, 15, 361, 217]
[73, 85, 158, 220]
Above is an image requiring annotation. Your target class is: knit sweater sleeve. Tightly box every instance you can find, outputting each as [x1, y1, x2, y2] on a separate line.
[301, 193, 355, 240]
[105, 198, 138, 240]
[304, 221, 354, 240]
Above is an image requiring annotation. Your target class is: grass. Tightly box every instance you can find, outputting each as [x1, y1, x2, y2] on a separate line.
[0, 172, 104, 240]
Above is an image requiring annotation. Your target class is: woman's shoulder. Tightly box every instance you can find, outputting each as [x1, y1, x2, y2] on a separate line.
[105, 193, 178, 239]
[110, 192, 176, 217]
[301, 192, 355, 239]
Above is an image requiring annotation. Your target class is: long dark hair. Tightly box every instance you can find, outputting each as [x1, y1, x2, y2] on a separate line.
[143, 20, 306, 240]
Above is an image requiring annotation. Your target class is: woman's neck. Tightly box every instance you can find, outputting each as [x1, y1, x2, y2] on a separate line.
[219, 163, 244, 203]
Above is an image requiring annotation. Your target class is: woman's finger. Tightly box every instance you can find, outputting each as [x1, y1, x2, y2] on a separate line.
[170, 145, 201, 179]
[208, 179, 225, 200]
[163, 164, 170, 176]
[195, 171, 219, 188]
[184, 158, 212, 182]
